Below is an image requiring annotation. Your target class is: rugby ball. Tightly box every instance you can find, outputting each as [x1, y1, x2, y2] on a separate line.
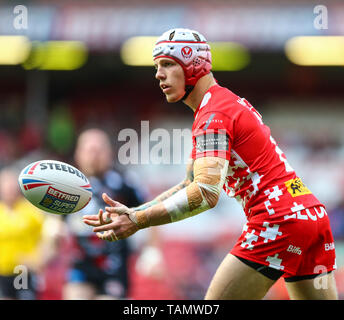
[18, 160, 92, 215]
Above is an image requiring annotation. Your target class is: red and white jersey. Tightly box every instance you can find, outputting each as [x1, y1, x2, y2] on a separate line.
[191, 84, 322, 219]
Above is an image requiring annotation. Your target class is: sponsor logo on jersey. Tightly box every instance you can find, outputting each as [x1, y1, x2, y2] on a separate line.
[325, 242, 335, 251]
[181, 46, 193, 59]
[39, 186, 80, 214]
[287, 245, 302, 255]
[195, 132, 229, 154]
[285, 177, 312, 197]
[202, 119, 223, 126]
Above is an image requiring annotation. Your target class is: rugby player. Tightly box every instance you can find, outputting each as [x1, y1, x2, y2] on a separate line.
[83, 28, 338, 300]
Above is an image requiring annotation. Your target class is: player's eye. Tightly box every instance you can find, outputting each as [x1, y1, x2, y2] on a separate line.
[154, 61, 174, 72]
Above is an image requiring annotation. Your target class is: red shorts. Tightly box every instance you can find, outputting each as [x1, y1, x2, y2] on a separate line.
[231, 205, 336, 278]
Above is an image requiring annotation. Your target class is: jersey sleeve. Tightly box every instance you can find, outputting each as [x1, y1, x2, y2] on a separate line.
[191, 111, 233, 160]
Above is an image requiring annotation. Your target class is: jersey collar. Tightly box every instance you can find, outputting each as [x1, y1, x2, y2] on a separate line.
[194, 83, 220, 119]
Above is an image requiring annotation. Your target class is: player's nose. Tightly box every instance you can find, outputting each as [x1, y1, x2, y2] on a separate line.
[155, 67, 166, 80]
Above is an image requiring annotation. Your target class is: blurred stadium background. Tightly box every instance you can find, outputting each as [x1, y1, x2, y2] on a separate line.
[0, 0, 344, 299]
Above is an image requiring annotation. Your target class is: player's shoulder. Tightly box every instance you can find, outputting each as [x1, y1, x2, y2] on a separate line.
[207, 84, 239, 106]
[196, 84, 246, 120]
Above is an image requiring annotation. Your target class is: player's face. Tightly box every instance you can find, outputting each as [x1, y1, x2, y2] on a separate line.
[154, 57, 185, 102]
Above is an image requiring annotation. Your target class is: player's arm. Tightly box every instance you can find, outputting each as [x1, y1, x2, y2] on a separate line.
[135, 156, 228, 227]
[133, 158, 194, 211]
[83, 156, 228, 240]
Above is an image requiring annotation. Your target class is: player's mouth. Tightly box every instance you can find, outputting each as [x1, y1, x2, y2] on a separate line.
[161, 84, 171, 93]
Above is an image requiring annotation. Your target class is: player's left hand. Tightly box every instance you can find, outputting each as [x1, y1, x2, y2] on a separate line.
[82, 193, 139, 241]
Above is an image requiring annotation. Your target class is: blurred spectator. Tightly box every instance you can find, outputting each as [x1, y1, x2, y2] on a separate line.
[0, 167, 44, 299]
[63, 128, 144, 299]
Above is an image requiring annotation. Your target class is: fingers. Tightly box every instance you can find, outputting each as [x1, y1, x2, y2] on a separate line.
[82, 214, 99, 221]
[82, 197, 128, 240]
[83, 218, 101, 227]
[99, 209, 112, 225]
[86, 208, 120, 232]
[83, 210, 103, 227]
[87, 210, 120, 240]
[82, 209, 115, 227]
[93, 220, 119, 232]
[102, 193, 129, 216]
[96, 231, 110, 241]
[96, 230, 119, 242]
[83, 195, 124, 224]
[102, 193, 122, 208]
[105, 206, 128, 215]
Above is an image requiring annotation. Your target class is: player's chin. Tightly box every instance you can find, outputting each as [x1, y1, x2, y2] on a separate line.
[165, 92, 183, 103]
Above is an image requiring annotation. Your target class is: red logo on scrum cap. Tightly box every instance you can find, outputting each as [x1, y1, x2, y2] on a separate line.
[181, 46, 193, 59]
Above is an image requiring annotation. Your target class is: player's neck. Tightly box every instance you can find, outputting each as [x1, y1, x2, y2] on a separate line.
[183, 73, 217, 113]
